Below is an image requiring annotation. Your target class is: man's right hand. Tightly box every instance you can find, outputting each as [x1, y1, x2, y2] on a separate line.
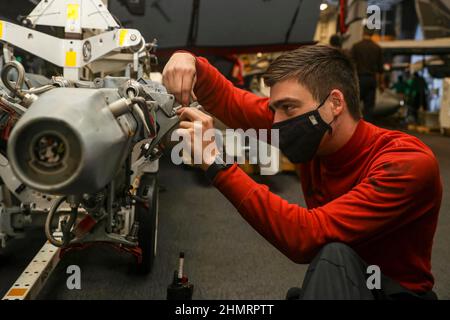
[162, 52, 198, 107]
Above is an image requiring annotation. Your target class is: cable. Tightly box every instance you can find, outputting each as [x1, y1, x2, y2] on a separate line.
[62, 206, 78, 246]
[1, 61, 26, 98]
[0, 96, 27, 115]
[187, 0, 200, 47]
[25, 84, 56, 95]
[131, 97, 157, 137]
[133, 103, 151, 135]
[285, 0, 304, 43]
[45, 196, 78, 247]
[1, 61, 56, 99]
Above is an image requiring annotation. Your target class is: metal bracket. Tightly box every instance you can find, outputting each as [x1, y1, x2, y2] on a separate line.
[0, 20, 143, 80]
[26, 0, 119, 32]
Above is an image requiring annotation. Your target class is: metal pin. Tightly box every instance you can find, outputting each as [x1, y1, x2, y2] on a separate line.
[178, 252, 185, 280]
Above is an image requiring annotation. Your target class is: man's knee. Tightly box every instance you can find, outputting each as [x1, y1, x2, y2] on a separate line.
[318, 242, 353, 255]
[313, 242, 362, 266]
[301, 242, 374, 300]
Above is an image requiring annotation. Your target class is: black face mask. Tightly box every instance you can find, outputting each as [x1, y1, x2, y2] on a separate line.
[272, 94, 333, 164]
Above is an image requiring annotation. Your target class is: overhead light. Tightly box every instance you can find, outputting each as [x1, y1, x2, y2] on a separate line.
[320, 3, 328, 11]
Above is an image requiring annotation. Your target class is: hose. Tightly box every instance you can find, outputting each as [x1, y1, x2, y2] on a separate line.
[0, 96, 27, 115]
[25, 84, 56, 95]
[63, 207, 78, 246]
[132, 103, 151, 135]
[1, 61, 26, 98]
[1, 61, 56, 100]
[45, 196, 78, 247]
[131, 97, 157, 138]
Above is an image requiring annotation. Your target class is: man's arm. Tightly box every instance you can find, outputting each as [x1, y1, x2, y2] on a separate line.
[163, 52, 273, 130]
[194, 56, 273, 130]
[212, 151, 441, 263]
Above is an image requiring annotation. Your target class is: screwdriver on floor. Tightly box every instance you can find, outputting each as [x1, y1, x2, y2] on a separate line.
[167, 252, 194, 300]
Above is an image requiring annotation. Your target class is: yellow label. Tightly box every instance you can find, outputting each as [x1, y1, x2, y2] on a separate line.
[119, 29, 128, 46]
[0, 21, 3, 39]
[67, 4, 79, 20]
[7, 288, 27, 297]
[65, 51, 77, 67]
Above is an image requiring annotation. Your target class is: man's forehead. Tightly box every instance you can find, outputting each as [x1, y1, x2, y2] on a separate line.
[269, 80, 313, 98]
[270, 77, 303, 89]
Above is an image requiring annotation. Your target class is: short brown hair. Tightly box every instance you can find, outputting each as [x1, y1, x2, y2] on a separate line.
[264, 45, 362, 120]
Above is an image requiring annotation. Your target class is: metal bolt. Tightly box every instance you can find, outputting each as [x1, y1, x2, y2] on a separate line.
[130, 34, 137, 41]
[82, 41, 92, 62]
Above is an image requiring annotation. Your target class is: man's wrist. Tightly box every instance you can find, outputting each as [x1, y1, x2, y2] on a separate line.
[200, 149, 219, 171]
[174, 50, 197, 65]
[204, 153, 233, 182]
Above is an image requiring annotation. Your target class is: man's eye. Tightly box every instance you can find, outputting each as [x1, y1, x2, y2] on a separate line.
[283, 105, 296, 113]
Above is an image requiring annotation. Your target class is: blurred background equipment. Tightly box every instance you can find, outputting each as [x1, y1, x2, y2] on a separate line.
[118, 0, 146, 15]
[108, 0, 320, 53]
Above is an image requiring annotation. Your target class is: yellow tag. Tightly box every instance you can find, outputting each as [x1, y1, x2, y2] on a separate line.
[67, 4, 79, 20]
[6, 288, 27, 297]
[0, 21, 3, 39]
[119, 29, 128, 46]
[65, 51, 77, 67]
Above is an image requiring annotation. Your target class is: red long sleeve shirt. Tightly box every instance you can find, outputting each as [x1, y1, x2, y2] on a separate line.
[193, 55, 442, 293]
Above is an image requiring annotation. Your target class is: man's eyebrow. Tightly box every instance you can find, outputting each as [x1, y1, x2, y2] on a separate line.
[268, 98, 303, 111]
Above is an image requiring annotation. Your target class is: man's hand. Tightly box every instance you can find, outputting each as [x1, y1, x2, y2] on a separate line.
[162, 52, 198, 107]
[176, 107, 219, 171]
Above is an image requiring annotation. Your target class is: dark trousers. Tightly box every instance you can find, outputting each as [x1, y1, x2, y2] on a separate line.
[409, 97, 420, 123]
[359, 74, 377, 122]
[286, 242, 438, 300]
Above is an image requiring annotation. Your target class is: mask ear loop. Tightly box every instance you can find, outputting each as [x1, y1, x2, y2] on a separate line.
[327, 117, 336, 135]
[316, 93, 334, 135]
[316, 93, 331, 110]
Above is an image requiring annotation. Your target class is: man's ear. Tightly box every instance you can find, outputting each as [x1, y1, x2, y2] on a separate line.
[330, 89, 345, 116]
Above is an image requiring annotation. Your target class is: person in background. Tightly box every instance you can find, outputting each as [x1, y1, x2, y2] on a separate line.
[407, 72, 429, 123]
[351, 27, 385, 122]
[391, 75, 408, 97]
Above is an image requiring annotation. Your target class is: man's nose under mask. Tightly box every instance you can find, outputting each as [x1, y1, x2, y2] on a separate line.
[272, 95, 333, 164]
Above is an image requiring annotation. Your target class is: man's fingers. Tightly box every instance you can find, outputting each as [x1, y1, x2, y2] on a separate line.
[180, 76, 187, 107]
[179, 107, 200, 121]
[190, 75, 198, 102]
[191, 89, 197, 102]
[166, 65, 196, 106]
[162, 53, 197, 105]
[178, 107, 207, 122]
[170, 66, 183, 104]
[162, 72, 172, 95]
[178, 121, 194, 129]
[176, 107, 185, 115]
[163, 63, 182, 103]
[173, 128, 193, 141]
[181, 70, 195, 107]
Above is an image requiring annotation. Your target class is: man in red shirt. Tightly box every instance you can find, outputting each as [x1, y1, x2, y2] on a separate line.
[162, 45, 442, 299]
